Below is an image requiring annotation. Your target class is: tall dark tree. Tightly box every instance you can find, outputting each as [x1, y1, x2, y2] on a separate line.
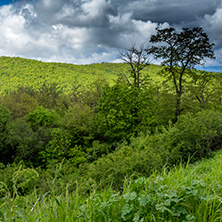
[149, 27, 215, 122]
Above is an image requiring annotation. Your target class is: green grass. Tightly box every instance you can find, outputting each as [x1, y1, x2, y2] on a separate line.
[1, 151, 222, 221]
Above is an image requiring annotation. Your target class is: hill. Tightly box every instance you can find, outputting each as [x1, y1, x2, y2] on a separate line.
[0, 56, 162, 95]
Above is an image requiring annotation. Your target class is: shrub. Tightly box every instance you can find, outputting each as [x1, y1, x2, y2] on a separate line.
[167, 109, 222, 164]
[1, 89, 39, 119]
[82, 138, 165, 191]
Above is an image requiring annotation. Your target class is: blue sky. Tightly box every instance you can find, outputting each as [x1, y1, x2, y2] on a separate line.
[0, 0, 221, 71]
[0, 0, 19, 6]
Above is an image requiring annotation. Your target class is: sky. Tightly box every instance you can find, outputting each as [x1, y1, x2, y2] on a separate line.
[0, 0, 222, 71]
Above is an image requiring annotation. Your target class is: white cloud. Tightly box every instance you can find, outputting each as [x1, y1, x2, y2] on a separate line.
[82, 0, 108, 18]
[204, 7, 222, 35]
[0, 0, 221, 66]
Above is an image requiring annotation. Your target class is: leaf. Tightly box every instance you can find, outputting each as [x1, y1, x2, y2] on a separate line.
[155, 204, 170, 213]
[185, 214, 195, 221]
[121, 204, 133, 220]
[139, 195, 148, 207]
[123, 192, 137, 202]
[54, 197, 61, 206]
[133, 211, 141, 222]
[0, 211, 4, 219]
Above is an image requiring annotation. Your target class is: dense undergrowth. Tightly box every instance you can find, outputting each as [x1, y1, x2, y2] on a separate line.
[1, 56, 222, 221]
[1, 151, 222, 221]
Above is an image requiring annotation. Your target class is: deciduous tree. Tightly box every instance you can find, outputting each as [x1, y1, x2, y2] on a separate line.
[149, 27, 215, 122]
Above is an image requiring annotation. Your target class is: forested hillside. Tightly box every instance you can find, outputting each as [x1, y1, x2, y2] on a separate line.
[0, 56, 161, 95]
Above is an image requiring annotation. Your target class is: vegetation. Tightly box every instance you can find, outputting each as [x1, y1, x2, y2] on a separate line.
[149, 27, 215, 122]
[1, 26, 222, 221]
[1, 150, 222, 221]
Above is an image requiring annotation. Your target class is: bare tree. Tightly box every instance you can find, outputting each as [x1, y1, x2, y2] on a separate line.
[119, 44, 150, 88]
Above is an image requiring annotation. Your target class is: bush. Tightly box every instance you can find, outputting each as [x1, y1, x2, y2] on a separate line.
[167, 109, 222, 164]
[81, 137, 165, 191]
[93, 82, 156, 143]
[0, 89, 39, 119]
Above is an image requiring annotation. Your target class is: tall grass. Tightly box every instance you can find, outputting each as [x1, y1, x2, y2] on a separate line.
[1, 151, 222, 221]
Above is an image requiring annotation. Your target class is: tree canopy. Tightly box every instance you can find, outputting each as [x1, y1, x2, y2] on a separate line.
[148, 27, 215, 122]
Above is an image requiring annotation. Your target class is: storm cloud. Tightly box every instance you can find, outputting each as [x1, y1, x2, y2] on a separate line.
[0, 0, 221, 66]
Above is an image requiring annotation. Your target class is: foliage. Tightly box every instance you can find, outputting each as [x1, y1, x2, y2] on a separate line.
[1, 27, 222, 221]
[149, 26, 215, 122]
[0, 56, 155, 96]
[82, 140, 165, 191]
[168, 110, 222, 163]
[0, 105, 12, 163]
[0, 88, 39, 119]
[27, 106, 60, 131]
[94, 80, 157, 143]
[8, 118, 40, 166]
[1, 150, 222, 221]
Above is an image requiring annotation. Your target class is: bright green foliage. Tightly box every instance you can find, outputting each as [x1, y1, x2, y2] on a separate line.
[40, 129, 86, 167]
[84, 146, 163, 190]
[12, 165, 39, 195]
[68, 145, 86, 167]
[94, 80, 157, 143]
[27, 106, 60, 131]
[0, 56, 153, 95]
[2, 150, 222, 221]
[38, 104, 94, 165]
[40, 128, 73, 162]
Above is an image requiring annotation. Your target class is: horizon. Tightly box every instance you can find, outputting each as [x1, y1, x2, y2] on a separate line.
[1, 55, 221, 73]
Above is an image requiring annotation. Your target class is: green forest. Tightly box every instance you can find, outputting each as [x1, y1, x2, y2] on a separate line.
[1, 27, 222, 221]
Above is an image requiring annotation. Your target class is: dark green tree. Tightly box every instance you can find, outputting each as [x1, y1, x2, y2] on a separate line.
[0, 105, 12, 163]
[149, 27, 215, 122]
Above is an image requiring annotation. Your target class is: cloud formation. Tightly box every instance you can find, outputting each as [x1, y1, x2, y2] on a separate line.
[0, 0, 221, 66]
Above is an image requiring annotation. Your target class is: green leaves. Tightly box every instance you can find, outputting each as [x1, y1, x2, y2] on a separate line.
[94, 80, 156, 142]
[121, 204, 134, 220]
[28, 106, 60, 131]
[123, 192, 137, 202]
